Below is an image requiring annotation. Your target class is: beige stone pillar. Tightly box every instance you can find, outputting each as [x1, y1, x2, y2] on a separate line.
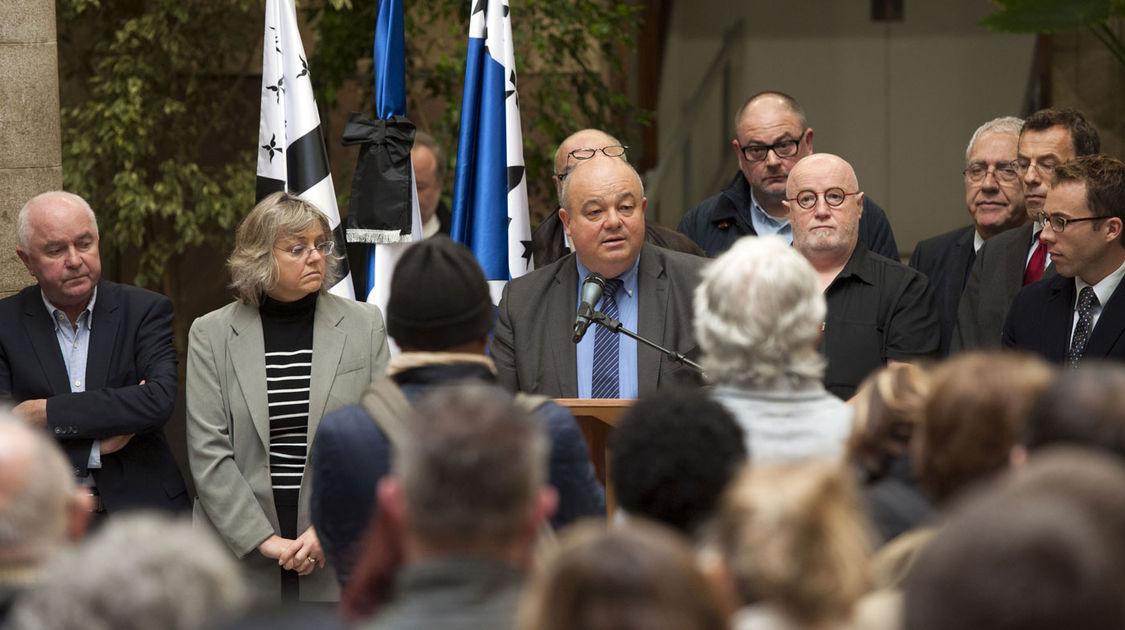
[0, 0, 62, 296]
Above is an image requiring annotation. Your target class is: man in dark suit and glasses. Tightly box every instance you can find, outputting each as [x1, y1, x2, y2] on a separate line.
[910, 116, 1027, 356]
[0, 191, 188, 515]
[1003, 154, 1125, 365]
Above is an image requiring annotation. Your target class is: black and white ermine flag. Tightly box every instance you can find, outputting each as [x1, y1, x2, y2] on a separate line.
[256, 0, 354, 299]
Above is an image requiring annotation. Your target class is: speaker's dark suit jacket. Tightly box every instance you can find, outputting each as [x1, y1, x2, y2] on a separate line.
[0, 280, 188, 512]
[1002, 274, 1125, 363]
[909, 225, 976, 356]
[491, 243, 708, 398]
[954, 223, 1056, 351]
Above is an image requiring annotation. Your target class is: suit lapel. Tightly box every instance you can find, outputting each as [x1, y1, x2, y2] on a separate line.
[948, 228, 974, 305]
[228, 303, 271, 450]
[308, 294, 345, 440]
[1085, 280, 1125, 359]
[1044, 276, 1076, 361]
[636, 246, 666, 392]
[1002, 224, 1034, 297]
[548, 262, 579, 397]
[21, 288, 70, 395]
[85, 282, 119, 390]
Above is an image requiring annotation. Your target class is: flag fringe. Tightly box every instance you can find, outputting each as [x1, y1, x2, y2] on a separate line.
[346, 228, 415, 245]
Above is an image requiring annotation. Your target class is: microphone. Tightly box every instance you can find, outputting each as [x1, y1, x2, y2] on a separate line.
[572, 272, 606, 344]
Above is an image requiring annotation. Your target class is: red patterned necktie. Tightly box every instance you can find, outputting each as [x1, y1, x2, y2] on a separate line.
[1024, 237, 1047, 285]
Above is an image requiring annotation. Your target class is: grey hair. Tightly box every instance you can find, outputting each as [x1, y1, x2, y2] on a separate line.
[227, 191, 342, 306]
[17, 191, 99, 250]
[559, 156, 645, 212]
[0, 414, 75, 565]
[395, 382, 548, 551]
[9, 513, 249, 630]
[694, 235, 826, 389]
[965, 116, 1024, 164]
[413, 130, 447, 182]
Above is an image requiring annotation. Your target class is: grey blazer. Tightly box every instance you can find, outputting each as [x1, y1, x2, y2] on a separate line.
[186, 292, 389, 602]
[491, 243, 708, 398]
[953, 223, 1055, 351]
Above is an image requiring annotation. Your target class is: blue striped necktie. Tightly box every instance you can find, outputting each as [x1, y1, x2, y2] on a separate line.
[591, 278, 623, 399]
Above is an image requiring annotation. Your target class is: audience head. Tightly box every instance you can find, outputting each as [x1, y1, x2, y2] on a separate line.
[716, 460, 871, 625]
[610, 388, 746, 537]
[904, 448, 1125, 630]
[0, 415, 87, 569]
[10, 513, 248, 630]
[16, 191, 101, 322]
[228, 191, 341, 306]
[731, 91, 813, 208]
[1041, 154, 1125, 284]
[559, 155, 646, 279]
[1025, 360, 1125, 460]
[553, 129, 626, 199]
[963, 116, 1027, 238]
[848, 362, 930, 481]
[385, 236, 493, 352]
[1018, 107, 1100, 216]
[411, 131, 447, 225]
[517, 520, 730, 630]
[915, 351, 1054, 504]
[390, 382, 554, 557]
[695, 235, 826, 389]
[786, 153, 864, 267]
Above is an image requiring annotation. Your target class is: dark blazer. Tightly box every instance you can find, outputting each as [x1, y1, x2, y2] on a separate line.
[909, 225, 976, 356]
[491, 243, 708, 398]
[954, 223, 1056, 351]
[0, 280, 188, 513]
[1002, 274, 1125, 363]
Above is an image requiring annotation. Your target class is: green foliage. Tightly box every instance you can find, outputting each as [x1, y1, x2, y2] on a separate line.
[306, 0, 648, 218]
[58, 0, 261, 290]
[982, 0, 1125, 66]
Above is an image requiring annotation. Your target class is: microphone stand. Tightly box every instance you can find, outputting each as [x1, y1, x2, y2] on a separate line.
[589, 311, 704, 373]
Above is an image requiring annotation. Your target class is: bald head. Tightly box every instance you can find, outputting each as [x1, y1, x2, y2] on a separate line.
[786, 154, 864, 267]
[553, 129, 624, 199]
[0, 416, 80, 565]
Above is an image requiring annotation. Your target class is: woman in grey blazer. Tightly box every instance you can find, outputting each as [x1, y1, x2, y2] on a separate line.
[187, 192, 390, 603]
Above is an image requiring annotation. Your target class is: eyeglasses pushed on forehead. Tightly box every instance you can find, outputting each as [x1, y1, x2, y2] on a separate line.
[556, 145, 629, 180]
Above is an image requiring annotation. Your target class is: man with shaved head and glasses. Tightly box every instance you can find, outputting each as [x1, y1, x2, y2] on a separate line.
[910, 116, 1026, 356]
[678, 91, 898, 260]
[1003, 154, 1125, 364]
[955, 108, 1101, 350]
[530, 129, 702, 267]
[786, 154, 939, 400]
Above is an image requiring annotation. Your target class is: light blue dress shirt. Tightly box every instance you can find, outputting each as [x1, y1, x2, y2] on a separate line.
[575, 256, 639, 399]
[42, 288, 101, 469]
[748, 190, 793, 243]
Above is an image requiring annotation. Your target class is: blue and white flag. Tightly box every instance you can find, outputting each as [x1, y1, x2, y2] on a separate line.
[451, 0, 533, 303]
[256, 0, 354, 299]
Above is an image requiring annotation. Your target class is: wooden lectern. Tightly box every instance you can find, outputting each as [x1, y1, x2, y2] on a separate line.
[555, 398, 635, 517]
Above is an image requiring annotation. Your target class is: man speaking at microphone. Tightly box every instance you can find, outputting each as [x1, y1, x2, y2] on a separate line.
[491, 154, 708, 398]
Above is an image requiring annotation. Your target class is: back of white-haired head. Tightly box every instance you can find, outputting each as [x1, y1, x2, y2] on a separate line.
[694, 235, 827, 388]
[10, 513, 249, 630]
[0, 414, 75, 566]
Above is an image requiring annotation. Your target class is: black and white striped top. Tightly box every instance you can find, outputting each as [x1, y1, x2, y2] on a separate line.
[260, 293, 317, 510]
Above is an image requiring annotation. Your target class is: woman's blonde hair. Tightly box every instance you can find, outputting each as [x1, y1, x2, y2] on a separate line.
[716, 460, 872, 625]
[848, 363, 931, 479]
[227, 191, 341, 305]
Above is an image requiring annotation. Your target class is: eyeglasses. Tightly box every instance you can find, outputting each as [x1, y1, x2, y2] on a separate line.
[1016, 158, 1060, 179]
[556, 145, 630, 180]
[737, 132, 805, 162]
[964, 161, 1020, 183]
[1037, 211, 1102, 233]
[789, 187, 861, 210]
[276, 240, 334, 259]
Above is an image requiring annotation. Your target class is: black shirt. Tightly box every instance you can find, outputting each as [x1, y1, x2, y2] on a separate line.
[819, 243, 939, 399]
